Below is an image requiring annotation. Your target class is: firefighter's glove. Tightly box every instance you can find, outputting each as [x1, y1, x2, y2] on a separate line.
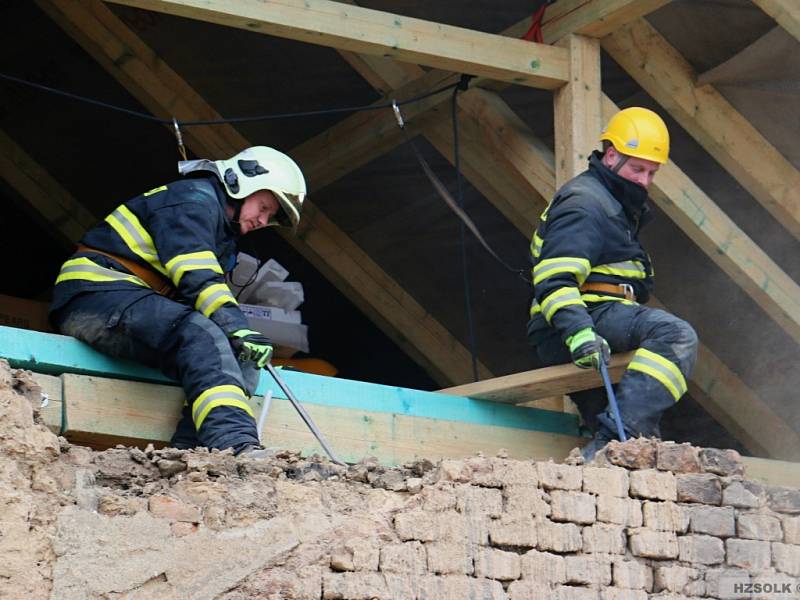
[229, 329, 273, 368]
[566, 327, 610, 371]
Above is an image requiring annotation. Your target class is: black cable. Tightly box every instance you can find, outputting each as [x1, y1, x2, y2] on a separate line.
[451, 86, 479, 382]
[0, 71, 459, 126]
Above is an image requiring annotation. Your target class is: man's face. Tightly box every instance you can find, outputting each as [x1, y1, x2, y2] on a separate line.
[238, 189, 280, 234]
[603, 147, 661, 190]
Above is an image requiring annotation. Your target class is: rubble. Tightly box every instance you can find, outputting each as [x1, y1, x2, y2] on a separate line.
[1, 359, 799, 599]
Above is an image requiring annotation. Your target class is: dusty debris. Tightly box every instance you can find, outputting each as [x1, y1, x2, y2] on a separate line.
[1, 360, 799, 599]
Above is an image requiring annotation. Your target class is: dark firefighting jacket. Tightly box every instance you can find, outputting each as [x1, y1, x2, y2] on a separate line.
[52, 177, 248, 335]
[528, 151, 655, 343]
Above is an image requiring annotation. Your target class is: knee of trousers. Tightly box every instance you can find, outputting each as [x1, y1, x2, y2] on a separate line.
[170, 311, 251, 393]
[644, 315, 698, 374]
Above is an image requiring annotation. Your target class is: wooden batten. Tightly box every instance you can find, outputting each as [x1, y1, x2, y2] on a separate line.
[439, 352, 633, 405]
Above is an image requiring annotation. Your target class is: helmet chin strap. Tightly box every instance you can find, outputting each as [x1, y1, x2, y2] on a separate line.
[229, 199, 244, 234]
[611, 153, 630, 174]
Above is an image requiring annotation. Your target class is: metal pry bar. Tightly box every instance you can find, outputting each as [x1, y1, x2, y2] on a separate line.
[265, 363, 347, 466]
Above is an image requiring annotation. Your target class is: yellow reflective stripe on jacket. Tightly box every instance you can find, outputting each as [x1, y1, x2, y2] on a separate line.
[591, 260, 646, 279]
[627, 347, 687, 401]
[530, 300, 541, 317]
[541, 287, 585, 324]
[196, 283, 237, 317]
[55, 257, 149, 287]
[533, 257, 591, 286]
[165, 251, 223, 286]
[530, 232, 544, 259]
[105, 205, 168, 276]
[192, 384, 253, 430]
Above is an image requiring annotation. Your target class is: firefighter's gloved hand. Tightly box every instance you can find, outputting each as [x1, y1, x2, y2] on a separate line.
[566, 327, 610, 370]
[229, 329, 273, 368]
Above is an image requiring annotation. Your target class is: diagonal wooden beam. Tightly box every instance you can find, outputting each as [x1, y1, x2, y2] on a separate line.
[753, 0, 800, 41]
[602, 18, 800, 239]
[453, 88, 800, 460]
[37, 0, 493, 385]
[104, 0, 570, 89]
[0, 128, 96, 248]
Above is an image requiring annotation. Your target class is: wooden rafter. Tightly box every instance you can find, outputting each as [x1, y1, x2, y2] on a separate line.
[753, 0, 800, 41]
[37, 0, 493, 385]
[602, 18, 800, 239]
[104, 0, 570, 90]
[0, 128, 96, 248]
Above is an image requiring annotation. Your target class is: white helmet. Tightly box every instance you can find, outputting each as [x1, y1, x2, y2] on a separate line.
[179, 146, 306, 231]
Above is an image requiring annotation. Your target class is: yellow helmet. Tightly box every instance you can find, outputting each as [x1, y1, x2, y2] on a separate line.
[600, 107, 669, 164]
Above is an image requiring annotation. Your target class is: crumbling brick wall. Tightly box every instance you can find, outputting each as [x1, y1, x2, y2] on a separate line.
[2, 360, 799, 599]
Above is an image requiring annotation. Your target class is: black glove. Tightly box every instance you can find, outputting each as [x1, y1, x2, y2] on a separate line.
[229, 329, 274, 368]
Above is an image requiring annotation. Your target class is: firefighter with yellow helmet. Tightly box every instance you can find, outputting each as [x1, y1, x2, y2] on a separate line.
[527, 107, 698, 460]
[50, 147, 306, 457]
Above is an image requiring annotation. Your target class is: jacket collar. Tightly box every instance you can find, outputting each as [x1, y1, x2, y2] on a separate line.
[587, 150, 652, 228]
[208, 177, 241, 239]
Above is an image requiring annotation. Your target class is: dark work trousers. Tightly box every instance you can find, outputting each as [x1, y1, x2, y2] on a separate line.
[53, 289, 261, 452]
[530, 302, 698, 440]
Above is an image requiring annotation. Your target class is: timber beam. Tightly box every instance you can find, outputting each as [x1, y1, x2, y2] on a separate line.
[602, 18, 800, 240]
[0, 128, 96, 248]
[753, 0, 800, 42]
[104, 0, 570, 90]
[38, 0, 493, 385]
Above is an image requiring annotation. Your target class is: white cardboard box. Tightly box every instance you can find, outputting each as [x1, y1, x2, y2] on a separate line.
[239, 303, 308, 355]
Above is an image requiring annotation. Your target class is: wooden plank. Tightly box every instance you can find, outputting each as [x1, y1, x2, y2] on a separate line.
[553, 34, 602, 187]
[602, 18, 800, 239]
[32, 372, 63, 436]
[58, 371, 581, 460]
[38, 0, 491, 386]
[62, 373, 191, 448]
[753, 0, 800, 42]
[262, 401, 583, 466]
[0, 327, 579, 433]
[0, 128, 96, 247]
[439, 352, 633, 404]
[105, 0, 570, 89]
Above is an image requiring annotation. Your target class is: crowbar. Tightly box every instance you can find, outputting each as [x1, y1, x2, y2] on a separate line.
[265, 363, 347, 466]
[599, 359, 627, 442]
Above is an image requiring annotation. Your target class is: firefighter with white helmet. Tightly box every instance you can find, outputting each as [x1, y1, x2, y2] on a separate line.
[527, 107, 698, 460]
[50, 146, 306, 457]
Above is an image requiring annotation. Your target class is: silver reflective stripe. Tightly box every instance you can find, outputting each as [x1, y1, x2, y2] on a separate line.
[60, 263, 145, 284]
[111, 208, 158, 260]
[167, 256, 220, 279]
[632, 354, 685, 395]
[198, 288, 231, 315]
[192, 390, 244, 423]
